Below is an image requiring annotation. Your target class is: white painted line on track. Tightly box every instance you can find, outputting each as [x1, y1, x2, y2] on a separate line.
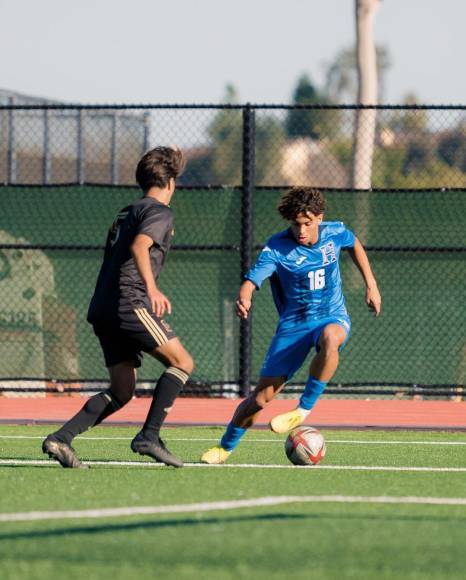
[1, 459, 466, 472]
[1, 494, 466, 523]
[1, 435, 466, 446]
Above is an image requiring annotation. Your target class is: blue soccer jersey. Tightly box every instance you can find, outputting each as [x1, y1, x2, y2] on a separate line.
[246, 222, 356, 330]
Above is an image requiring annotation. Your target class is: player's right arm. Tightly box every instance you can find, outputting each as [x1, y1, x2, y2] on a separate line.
[131, 233, 171, 317]
[236, 280, 256, 319]
[236, 243, 278, 319]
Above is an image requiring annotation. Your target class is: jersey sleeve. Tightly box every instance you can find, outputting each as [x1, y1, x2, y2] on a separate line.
[335, 222, 356, 248]
[245, 244, 278, 289]
[137, 206, 173, 246]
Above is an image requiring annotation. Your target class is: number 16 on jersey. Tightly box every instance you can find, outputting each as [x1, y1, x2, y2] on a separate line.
[308, 268, 325, 290]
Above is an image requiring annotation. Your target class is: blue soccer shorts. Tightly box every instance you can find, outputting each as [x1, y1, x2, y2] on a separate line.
[260, 316, 351, 381]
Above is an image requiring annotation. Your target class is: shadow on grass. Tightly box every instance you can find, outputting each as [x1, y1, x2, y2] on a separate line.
[1, 510, 466, 542]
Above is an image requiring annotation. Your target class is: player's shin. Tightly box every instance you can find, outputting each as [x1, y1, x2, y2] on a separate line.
[201, 396, 261, 463]
[298, 376, 327, 414]
[220, 423, 247, 452]
[51, 390, 124, 444]
[142, 367, 189, 440]
[220, 397, 261, 451]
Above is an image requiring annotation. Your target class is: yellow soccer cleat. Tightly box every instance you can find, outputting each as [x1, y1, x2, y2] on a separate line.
[269, 408, 305, 434]
[200, 445, 231, 464]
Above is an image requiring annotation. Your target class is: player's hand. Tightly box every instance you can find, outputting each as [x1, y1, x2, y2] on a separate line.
[365, 286, 381, 317]
[148, 287, 172, 317]
[236, 297, 252, 319]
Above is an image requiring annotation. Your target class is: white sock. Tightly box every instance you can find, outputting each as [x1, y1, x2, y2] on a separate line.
[296, 407, 311, 418]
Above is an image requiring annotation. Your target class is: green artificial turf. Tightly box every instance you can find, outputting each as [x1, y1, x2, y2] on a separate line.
[0, 425, 465, 580]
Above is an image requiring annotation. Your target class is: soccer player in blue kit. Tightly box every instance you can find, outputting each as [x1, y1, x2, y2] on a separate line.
[201, 187, 381, 464]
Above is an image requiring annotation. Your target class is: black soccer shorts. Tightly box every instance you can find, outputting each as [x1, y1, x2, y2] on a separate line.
[92, 307, 177, 368]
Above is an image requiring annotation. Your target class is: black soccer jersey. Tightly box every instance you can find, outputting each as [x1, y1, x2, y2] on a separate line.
[87, 197, 174, 323]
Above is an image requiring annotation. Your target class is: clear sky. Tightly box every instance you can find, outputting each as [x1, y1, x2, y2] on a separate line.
[1, 0, 464, 105]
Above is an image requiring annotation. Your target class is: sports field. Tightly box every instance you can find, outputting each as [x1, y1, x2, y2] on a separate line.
[1, 424, 466, 580]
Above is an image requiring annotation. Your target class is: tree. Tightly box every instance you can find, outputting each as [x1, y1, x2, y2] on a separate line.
[208, 84, 286, 185]
[208, 85, 242, 184]
[325, 45, 390, 104]
[255, 116, 286, 185]
[387, 92, 429, 135]
[437, 129, 466, 173]
[285, 74, 339, 140]
[351, 0, 381, 190]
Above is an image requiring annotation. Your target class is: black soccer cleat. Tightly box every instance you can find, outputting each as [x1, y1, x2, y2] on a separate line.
[42, 435, 89, 469]
[131, 431, 184, 468]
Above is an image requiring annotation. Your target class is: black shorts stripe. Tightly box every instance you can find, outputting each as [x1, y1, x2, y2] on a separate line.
[139, 308, 170, 344]
[134, 308, 168, 345]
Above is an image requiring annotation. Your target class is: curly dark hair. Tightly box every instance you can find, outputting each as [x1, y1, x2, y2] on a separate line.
[278, 187, 326, 220]
[136, 146, 186, 192]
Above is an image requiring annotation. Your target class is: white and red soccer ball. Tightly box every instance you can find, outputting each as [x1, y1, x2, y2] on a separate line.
[285, 426, 326, 466]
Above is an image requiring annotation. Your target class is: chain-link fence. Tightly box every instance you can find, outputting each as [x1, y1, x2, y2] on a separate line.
[0, 103, 465, 399]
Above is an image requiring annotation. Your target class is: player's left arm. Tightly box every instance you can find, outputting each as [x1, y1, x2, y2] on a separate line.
[131, 233, 171, 317]
[132, 207, 173, 316]
[347, 237, 382, 317]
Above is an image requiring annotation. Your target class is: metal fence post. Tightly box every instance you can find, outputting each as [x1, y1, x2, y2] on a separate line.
[143, 111, 150, 153]
[77, 109, 85, 185]
[239, 104, 255, 397]
[111, 111, 119, 185]
[7, 97, 16, 184]
[43, 109, 51, 184]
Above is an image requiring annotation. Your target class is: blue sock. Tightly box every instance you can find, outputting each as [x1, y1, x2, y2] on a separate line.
[220, 423, 247, 452]
[299, 376, 327, 411]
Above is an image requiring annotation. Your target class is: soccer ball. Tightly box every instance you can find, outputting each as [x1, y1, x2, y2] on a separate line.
[285, 426, 326, 466]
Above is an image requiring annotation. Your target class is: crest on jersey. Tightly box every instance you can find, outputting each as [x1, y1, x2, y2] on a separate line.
[320, 241, 337, 265]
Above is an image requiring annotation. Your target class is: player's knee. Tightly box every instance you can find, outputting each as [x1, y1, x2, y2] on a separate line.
[115, 390, 133, 406]
[183, 353, 194, 374]
[255, 389, 275, 407]
[174, 352, 194, 375]
[108, 388, 133, 407]
[320, 332, 343, 354]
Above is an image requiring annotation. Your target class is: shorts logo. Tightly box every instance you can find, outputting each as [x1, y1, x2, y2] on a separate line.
[320, 242, 337, 265]
[160, 319, 172, 333]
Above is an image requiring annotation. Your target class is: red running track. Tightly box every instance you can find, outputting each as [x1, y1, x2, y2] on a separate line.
[0, 397, 465, 430]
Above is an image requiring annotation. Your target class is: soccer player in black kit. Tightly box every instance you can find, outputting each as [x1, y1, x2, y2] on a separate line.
[42, 146, 193, 468]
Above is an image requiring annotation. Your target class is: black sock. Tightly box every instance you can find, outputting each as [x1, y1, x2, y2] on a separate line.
[52, 390, 124, 445]
[142, 367, 189, 440]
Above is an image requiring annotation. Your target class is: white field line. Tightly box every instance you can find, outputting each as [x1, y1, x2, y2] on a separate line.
[1, 494, 466, 523]
[1, 459, 466, 472]
[1, 435, 466, 446]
